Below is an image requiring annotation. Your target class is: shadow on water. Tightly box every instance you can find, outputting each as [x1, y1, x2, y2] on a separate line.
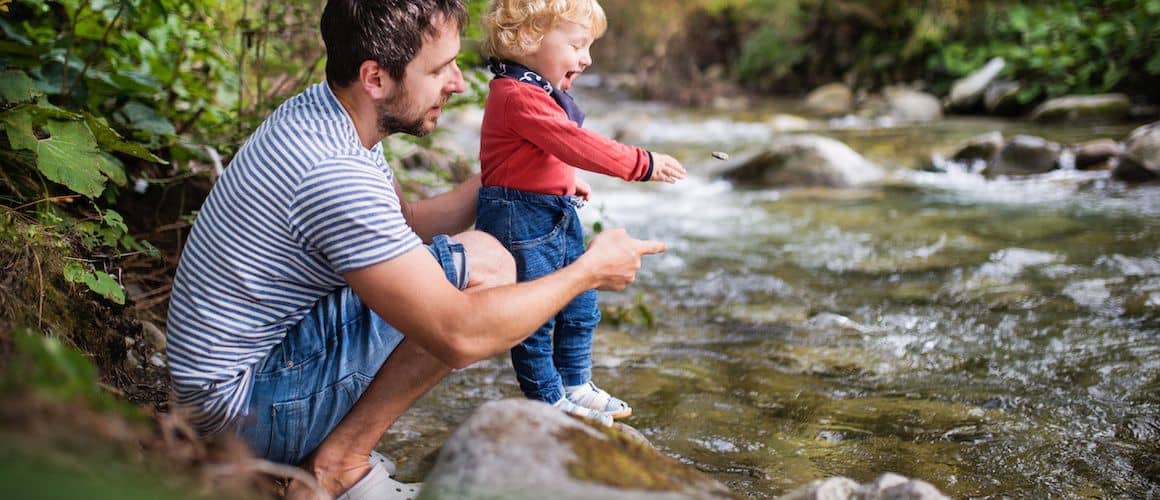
[396, 91, 1160, 498]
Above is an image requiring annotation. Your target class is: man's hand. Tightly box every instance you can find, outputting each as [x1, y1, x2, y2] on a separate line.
[579, 228, 666, 291]
[650, 153, 686, 184]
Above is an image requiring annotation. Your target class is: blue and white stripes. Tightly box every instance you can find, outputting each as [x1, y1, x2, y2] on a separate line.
[166, 82, 421, 436]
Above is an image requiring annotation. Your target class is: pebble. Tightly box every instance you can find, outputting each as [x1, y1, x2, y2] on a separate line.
[712, 151, 729, 161]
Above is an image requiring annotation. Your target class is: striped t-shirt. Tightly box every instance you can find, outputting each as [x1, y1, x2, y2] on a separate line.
[166, 82, 422, 436]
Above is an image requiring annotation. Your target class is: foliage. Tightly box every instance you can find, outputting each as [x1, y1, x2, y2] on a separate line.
[1, 327, 131, 412]
[942, 0, 1160, 102]
[629, 0, 1160, 100]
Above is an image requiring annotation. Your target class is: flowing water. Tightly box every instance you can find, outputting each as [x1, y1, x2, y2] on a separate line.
[384, 85, 1160, 498]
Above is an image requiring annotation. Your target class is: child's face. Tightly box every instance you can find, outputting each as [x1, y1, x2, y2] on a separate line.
[520, 21, 593, 91]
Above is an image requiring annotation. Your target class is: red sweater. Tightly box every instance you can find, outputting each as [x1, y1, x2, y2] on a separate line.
[480, 78, 652, 196]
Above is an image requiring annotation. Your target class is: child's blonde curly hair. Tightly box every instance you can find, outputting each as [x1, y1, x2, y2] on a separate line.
[481, 0, 607, 60]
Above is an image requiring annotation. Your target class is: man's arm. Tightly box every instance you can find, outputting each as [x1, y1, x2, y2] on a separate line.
[343, 228, 664, 369]
[396, 174, 481, 242]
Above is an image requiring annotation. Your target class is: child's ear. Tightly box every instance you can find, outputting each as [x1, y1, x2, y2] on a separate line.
[358, 60, 398, 101]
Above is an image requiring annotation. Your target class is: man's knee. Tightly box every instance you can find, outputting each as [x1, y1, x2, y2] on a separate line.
[453, 230, 515, 289]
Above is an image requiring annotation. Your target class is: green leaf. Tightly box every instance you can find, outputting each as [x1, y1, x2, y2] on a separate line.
[109, 71, 163, 95]
[26, 99, 82, 121]
[120, 101, 176, 137]
[62, 261, 89, 283]
[0, 70, 43, 103]
[1, 108, 37, 151]
[36, 120, 107, 198]
[82, 112, 166, 163]
[96, 152, 127, 186]
[1148, 51, 1160, 75]
[103, 209, 128, 234]
[85, 271, 125, 304]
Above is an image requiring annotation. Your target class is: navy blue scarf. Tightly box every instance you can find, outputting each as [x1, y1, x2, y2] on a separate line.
[489, 59, 585, 127]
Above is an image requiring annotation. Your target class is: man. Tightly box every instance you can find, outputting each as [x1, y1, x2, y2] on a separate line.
[165, 0, 665, 498]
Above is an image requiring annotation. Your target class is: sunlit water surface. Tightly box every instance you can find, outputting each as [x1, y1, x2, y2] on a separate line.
[384, 85, 1159, 498]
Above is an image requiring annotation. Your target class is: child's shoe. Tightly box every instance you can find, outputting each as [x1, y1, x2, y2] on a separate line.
[552, 397, 613, 426]
[565, 381, 632, 420]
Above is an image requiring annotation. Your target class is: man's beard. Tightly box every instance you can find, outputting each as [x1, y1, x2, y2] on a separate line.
[377, 86, 432, 137]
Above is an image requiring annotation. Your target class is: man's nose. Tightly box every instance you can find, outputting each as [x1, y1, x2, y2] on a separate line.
[447, 62, 466, 93]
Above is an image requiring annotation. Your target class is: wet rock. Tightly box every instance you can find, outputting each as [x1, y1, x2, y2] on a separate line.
[778, 473, 948, 500]
[883, 87, 942, 123]
[951, 131, 1004, 164]
[983, 80, 1022, 116]
[1117, 121, 1160, 181]
[1072, 139, 1123, 171]
[946, 57, 1005, 111]
[1029, 94, 1130, 123]
[805, 83, 854, 116]
[421, 399, 734, 500]
[768, 114, 813, 132]
[983, 135, 1061, 177]
[719, 135, 883, 188]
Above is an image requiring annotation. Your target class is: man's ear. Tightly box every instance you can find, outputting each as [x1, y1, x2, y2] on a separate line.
[358, 60, 396, 100]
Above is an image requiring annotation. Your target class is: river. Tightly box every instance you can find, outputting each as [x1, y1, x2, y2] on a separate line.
[383, 82, 1159, 498]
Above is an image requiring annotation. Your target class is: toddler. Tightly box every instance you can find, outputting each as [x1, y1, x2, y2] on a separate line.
[477, 0, 686, 425]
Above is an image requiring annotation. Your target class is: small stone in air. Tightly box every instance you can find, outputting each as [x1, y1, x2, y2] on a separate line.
[712, 151, 729, 161]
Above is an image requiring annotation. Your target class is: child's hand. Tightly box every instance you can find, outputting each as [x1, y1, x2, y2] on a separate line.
[650, 153, 686, 183]
[575, 177, 592, 201]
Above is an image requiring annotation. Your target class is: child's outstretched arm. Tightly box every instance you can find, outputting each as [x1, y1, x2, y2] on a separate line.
[647, 152, 686, 184]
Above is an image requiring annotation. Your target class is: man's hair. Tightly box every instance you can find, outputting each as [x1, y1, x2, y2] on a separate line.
[481, 0, 607, 61]
[321, 0, 468, 87]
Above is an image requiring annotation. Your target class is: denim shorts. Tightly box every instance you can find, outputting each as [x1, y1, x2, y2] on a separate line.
[236, 234, 468, 465]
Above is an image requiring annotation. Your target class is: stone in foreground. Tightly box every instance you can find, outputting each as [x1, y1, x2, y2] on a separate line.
[420, 399, 735, 499]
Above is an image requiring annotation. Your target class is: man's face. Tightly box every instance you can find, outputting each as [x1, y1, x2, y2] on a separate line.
[377, 15, 466, 137]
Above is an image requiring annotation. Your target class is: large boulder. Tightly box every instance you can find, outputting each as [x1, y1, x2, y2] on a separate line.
[719, 135, 884, 188]
[946, 57, 1005, 111]
[1113, 121, 1160, 182]
[983, 135, 1062, 177]
[420, 399, 735, 500]
[805, 83, 854, 116]
[1029, 94, 1130, 123]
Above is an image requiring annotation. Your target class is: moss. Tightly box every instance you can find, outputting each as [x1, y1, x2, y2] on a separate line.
[0, 213, 154, 405]
[0, 214, 83, 341]
[558, 424, 736, 497]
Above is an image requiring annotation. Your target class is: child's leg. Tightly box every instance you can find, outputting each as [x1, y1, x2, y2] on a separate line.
[552, 209, 632, 420]
[553, 290, 631, 420]
[552, 288, 598, 389]
[510, 320, 563, 403]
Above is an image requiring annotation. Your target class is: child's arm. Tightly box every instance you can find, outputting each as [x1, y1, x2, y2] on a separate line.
[507, 90, 676, 183]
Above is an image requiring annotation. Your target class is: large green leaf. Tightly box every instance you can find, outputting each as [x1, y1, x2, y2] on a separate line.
[83, 112, 166, 164]
[120, 101, 176, 137]
[1, 108, 37, 151]
[0, 70, 43, 103]
[35, 120, 107, 198]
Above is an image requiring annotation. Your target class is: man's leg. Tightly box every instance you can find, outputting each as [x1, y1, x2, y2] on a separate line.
[288, 230, 514, 499]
